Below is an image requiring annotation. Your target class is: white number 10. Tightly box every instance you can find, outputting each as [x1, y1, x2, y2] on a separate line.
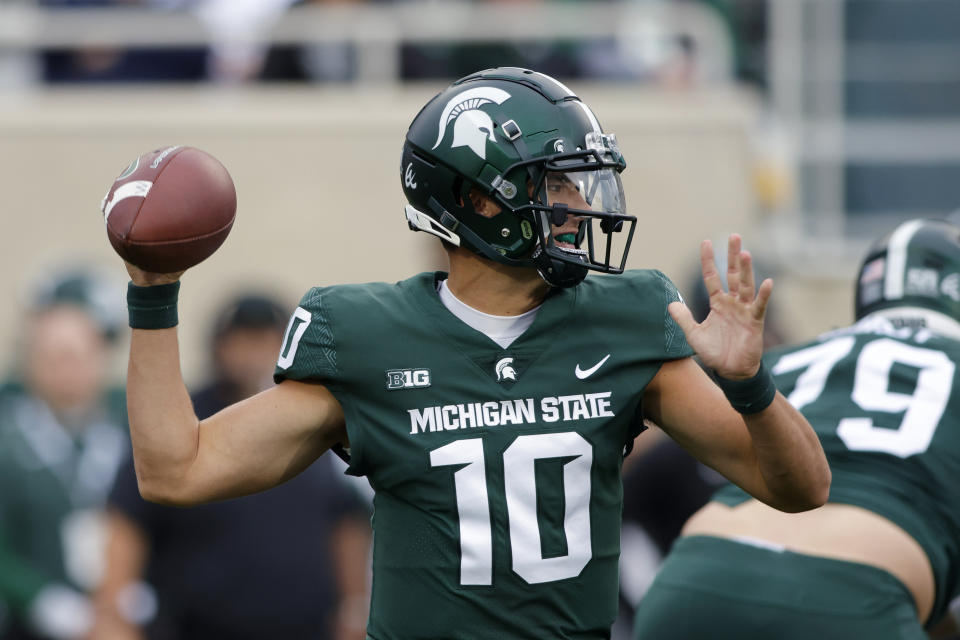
[772, 336, 954, 458]
[430, 432, 593, 586]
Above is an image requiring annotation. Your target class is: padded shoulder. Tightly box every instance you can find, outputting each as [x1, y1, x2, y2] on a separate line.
[578, 269, 693, 361]
[273, 279, 415, 386]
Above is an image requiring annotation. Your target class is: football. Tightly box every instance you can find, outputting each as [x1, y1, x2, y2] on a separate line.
[100, 146, 237, 273]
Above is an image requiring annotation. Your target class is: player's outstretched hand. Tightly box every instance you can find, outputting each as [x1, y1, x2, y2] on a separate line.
[124, 261, 184, 287]
[668, 234, 772, 380]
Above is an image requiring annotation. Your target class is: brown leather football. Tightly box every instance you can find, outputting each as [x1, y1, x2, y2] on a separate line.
[101, 146, 236, 273]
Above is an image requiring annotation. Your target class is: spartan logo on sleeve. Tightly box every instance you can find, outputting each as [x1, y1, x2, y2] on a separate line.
[432, 87, 512, 160]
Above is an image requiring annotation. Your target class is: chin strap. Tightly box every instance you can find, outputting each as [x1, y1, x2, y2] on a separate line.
[536, 258, 588, 288]
[532, 243, 589, 288]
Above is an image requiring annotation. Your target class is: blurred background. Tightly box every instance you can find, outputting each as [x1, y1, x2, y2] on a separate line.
[0, 0, 957, 638]
[6, 0, 960, 379]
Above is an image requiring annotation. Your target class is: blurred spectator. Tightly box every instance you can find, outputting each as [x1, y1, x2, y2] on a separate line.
[399, 0, 585, 82]
[40, 0, 337, 84]
[191, 0, 300, 83]
[33, 0, 757, 87]
[95, 292, 371, 640]
[260, 0, 373, 84]
[400, 0, 743, 86]
[610, 0, 744, 86]
[39, 0, 207, 84]
[39, 0, 302, 84]
[0, 268, 128, 640]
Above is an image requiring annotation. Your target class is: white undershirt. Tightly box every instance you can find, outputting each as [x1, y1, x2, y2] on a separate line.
[438, 280, 540, 348]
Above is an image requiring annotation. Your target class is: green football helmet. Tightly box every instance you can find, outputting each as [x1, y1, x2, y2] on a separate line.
[400, 67, 635, 288]
[855, 218, 960, 330]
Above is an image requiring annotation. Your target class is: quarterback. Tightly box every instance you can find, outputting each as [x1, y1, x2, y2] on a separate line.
[633, 218, 960, 639]
[120, 68, 829, 639]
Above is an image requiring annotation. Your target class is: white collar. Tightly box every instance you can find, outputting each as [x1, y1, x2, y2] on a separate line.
[438, 280, 541, 348]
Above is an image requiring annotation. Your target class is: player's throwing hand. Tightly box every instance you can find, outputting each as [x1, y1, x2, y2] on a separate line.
[124, 261, 183, 288]
[668, 234, 772, 380]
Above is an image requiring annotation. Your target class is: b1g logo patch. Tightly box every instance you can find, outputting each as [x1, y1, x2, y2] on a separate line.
[386, 368, 431, 390]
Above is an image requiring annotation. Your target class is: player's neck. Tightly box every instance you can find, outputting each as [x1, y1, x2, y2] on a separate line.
[445, 248, 550, 316]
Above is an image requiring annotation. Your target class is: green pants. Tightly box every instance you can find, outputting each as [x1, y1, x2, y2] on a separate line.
[633, 535, 926, 640]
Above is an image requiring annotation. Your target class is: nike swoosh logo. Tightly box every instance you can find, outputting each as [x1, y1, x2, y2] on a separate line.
[575, 354, 611, 379]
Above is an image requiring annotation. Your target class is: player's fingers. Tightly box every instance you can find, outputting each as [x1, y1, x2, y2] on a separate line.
[726, 234, 741, 297]
[700, 239, 724, 298]
[739, 250, 756, 302]
[752, 278, 774, 320]
[668, 301, 699, 337]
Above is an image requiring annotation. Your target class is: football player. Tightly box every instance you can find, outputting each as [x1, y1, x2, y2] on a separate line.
[118, 67, 829, 639]
[632, 218, 960, 639]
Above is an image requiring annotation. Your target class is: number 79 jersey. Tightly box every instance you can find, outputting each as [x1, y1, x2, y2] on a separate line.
[715, 315, 960, 625]
[275, 270, 692, 639]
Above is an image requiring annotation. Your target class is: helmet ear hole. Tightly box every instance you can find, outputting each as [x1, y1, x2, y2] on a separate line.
[468, 189, 502, 219]
[452, 176, 465, 207]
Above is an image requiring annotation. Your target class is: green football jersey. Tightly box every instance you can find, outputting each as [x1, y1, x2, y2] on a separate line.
[275, 270, 692, 639]
[715, 315, 960, 626]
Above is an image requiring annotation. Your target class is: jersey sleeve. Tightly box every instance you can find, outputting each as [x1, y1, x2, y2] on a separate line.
[650, 270, 695, 360]
[274, 287, 341, 387]
[616, 269, 694, 361]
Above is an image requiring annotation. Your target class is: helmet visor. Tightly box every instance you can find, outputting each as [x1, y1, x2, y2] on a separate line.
[537, 168, 635, 273]
[544, 169, 624, 216]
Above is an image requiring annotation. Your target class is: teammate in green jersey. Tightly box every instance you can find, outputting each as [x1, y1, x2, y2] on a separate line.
[117, 68, 829, 639]
[633, 217, 960, 639]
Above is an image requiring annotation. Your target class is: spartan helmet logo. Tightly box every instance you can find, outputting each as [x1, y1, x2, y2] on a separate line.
[432, 87, 512, 160]
[495, 357, 517, 382]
